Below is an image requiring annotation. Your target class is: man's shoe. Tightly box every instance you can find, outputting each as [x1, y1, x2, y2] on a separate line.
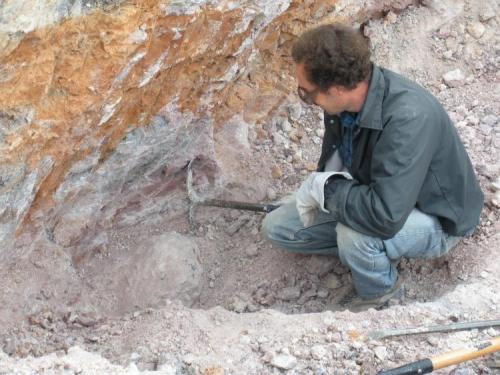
[344, 278, 405, 313]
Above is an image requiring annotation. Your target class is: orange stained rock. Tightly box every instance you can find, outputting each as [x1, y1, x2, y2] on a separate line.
[0, 0, 341, 225]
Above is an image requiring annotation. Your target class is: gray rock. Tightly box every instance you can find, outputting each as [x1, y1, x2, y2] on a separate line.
[278, 286, 301, 301]
[115, 232, 203, 308]
[317, 288, 329, 298]
[288, 102, 303, 122]
[304, 256, 336, 277]
[245, 244, 259, 258]
[269, 354, 298, 370]
[443, 69, 465, 87]
[310, 345, 328, 360]
[227, 295, 249, 313]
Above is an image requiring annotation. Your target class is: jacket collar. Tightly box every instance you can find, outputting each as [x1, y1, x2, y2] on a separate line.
[357, 64, 385, 130]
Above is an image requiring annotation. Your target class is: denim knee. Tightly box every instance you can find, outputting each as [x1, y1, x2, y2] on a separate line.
[336, 223, 374, 264]
[261, 213, 275, 241]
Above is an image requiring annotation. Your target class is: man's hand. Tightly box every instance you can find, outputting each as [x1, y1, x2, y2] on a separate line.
[296, 171, 352, 227]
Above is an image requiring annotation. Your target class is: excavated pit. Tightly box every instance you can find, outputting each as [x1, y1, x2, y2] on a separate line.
[0, 0, 499, 373]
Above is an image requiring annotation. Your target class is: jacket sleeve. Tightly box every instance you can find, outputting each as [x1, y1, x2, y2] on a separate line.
[324, 107, 440, 239]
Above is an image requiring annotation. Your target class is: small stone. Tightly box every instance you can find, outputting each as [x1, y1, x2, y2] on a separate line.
[374, 346, 388, 361]
[492, 177, 500, 192]
[317, 288, 329, 298]
[445, 37, 458, 51]
[315, 128, 325, 138]
[266, 187, 277, 201]
[306, 162, 317, 172]
[310, 345, 328, 360]
[278, 287, 301, 301]
[227, 295, 248, 313]
[467, 22, 486, 39]
[282, 119, 293, 132]
[480, 271, 489, 279]
[304, 256, 336, 276]
[427, 336, 440, 346]
[443, 69, 465, 87]
[289, 129, 304, 143]
[272, 131, 287, 146]
[292, 152, 302, 163]
[245, 244, 259, 257]
[288, 103, 303, 122]
[486, 328, 498, 337]
[443, 50, 453, 60]
[271, 166, 283, 179]
[269, 354, 298, 370]
[324, 274, 342, 290]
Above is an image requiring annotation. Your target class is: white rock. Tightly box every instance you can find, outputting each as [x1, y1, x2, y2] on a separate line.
[491, 191, 500, 208]
[310, 345, 328, 360]
[280, 118, 293, 133]
[128, 28, 148, 44]
[266, 187, 277, 201]
[467, 22, 486, 39]
[443, 50, 453, 60]
[374, 346, 388, 361]
[269, 354, 298, 370]
[288, 103, 303, 122]
[443, 69, 465, 87]
[491, 177, 500, 192]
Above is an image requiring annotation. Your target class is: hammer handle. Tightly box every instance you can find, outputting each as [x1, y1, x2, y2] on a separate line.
[199, 199, 280, 213]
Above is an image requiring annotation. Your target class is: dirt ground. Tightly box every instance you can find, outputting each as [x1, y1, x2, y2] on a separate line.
[1, 0, 499, 374]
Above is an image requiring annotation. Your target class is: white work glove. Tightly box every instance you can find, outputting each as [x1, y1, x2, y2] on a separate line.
[296, 171, 352, 227]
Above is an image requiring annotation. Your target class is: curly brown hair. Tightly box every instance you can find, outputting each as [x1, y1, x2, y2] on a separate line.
[292, 24, 371, 90]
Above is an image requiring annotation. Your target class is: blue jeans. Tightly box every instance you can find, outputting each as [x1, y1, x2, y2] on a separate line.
[261, 202, 462, 299]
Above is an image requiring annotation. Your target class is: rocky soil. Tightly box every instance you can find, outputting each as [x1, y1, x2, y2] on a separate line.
[1, 0, 499, 374]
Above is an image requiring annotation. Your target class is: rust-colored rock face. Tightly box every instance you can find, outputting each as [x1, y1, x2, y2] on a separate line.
[0, 0, 417, 311]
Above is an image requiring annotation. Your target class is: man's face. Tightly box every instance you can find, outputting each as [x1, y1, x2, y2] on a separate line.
[295, 63, 347, 115]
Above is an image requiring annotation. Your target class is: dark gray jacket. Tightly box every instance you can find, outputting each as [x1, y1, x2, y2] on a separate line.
[322, 65, 483, 239]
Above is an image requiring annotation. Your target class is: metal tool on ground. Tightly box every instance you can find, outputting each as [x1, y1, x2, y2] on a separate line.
[378, 335, 500, 375]
[368, 319, 500, 340]
[187, 159, 280, 228]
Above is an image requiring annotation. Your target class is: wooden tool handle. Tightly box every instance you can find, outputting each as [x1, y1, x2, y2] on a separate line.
[378, 336, 500, 375]
[433, 336, 500, 369]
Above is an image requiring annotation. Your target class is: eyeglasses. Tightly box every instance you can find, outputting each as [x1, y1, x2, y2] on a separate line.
[297, 85, 321, 105]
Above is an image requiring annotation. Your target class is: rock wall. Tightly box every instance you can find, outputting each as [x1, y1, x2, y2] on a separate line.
[0, 0, 418, 269]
